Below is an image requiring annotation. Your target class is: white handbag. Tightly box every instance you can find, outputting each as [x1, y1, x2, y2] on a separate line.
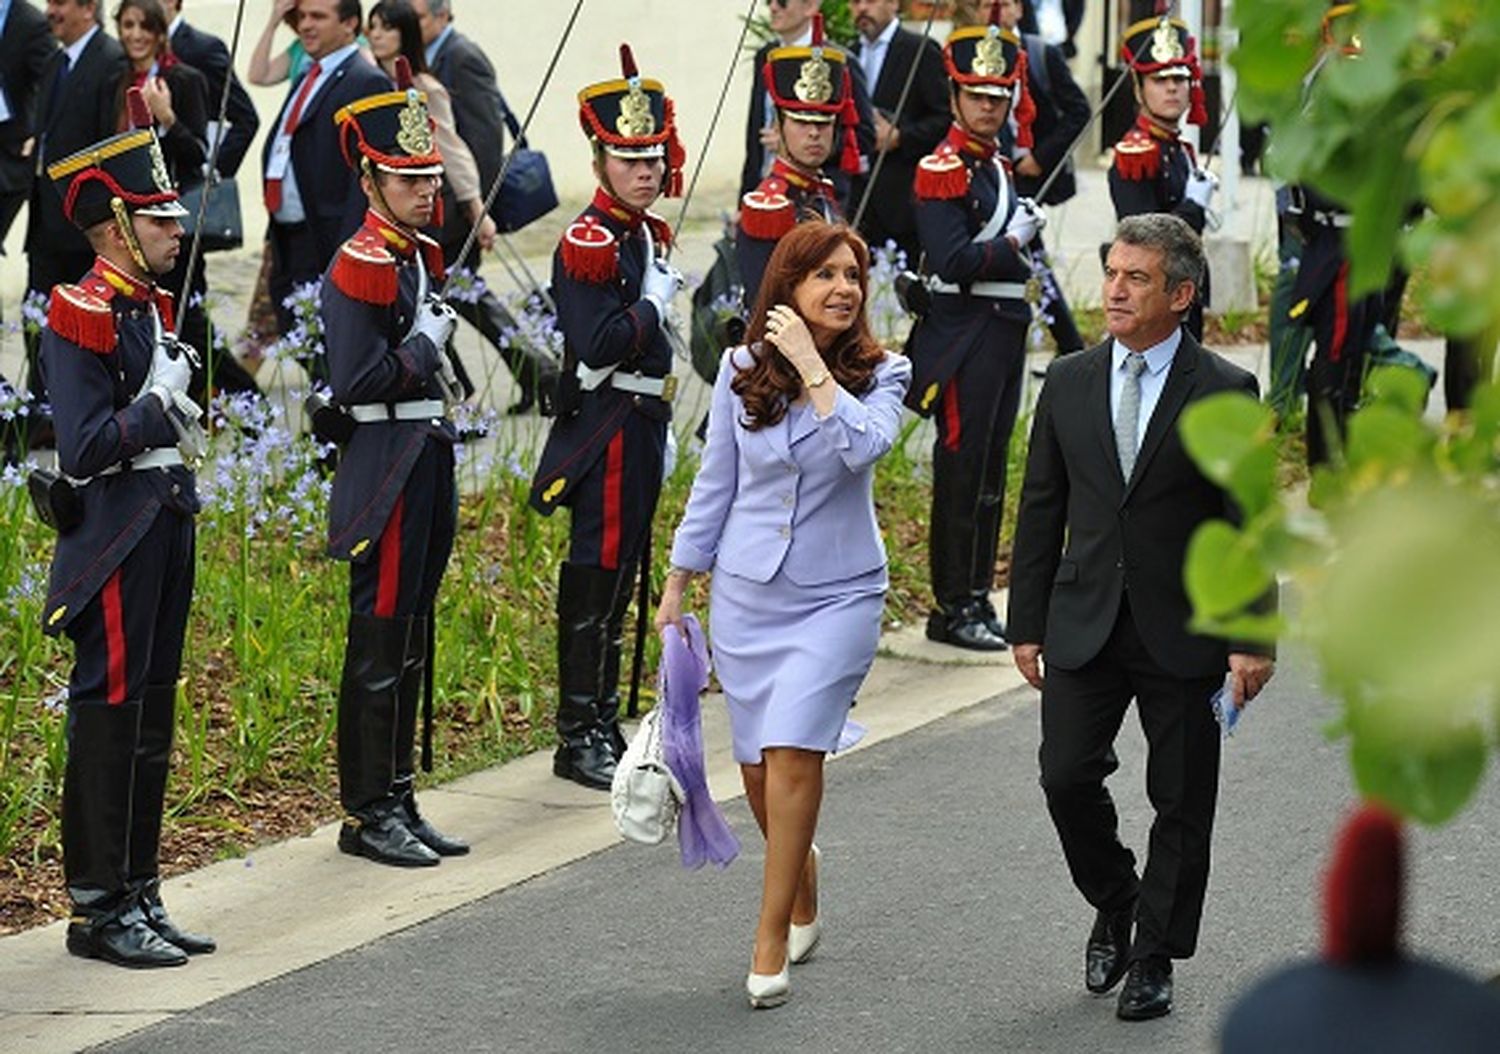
[611, 705, 685, 846]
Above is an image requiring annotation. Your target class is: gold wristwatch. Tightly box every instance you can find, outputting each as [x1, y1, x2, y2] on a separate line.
[806, 368, 830, 388]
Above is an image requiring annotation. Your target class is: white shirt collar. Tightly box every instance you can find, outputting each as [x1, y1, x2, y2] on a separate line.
[782, 24, 814, 47]
[308, 41, 360, 75]
[863, 17, 899, 50]
[1112, 327, 1182, 377]
[64, 23, 99, 66]
[168, 14, 184, 38]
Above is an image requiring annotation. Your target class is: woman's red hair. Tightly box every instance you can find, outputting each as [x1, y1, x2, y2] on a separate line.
[734, 221, 885, 430]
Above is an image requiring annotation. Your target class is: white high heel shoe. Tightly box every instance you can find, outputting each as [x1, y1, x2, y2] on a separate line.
[789, 844, 822, 965]
[746, 960, 791, 1008]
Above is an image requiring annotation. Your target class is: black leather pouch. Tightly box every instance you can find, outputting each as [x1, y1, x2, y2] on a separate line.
[28, 467, 83, 534]
[304, 391, 356, 445]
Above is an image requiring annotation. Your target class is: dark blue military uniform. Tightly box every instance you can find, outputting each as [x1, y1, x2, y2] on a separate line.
[534, 43, 687, 790]
[38, 98, 218, 967]
[738, 162, 842, 317]
[909, 122, 1034, 648]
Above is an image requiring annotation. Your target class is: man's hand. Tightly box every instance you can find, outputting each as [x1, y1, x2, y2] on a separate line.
[1015, 154, 1043, 179]
[1228, 653, 1275, 708]
[413, 296, 458, 351]
[759, 124, 780, 152]
[1003, 197, 1045, 249]
[1014, 643, 1045, 690]
[873, 112, 900, 153]
[1185, 167, 1219, 209]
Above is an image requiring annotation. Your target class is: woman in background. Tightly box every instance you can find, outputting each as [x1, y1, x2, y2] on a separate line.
[656, 221, 910, 1009]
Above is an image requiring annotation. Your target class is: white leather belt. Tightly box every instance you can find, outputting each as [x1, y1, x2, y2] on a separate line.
[347, 399, 448, 423]
[73, 447, 184, 484]
[1311, 210, 1352, 228]
[927, 278, 1028, 299]
[575, 362, 677, 401]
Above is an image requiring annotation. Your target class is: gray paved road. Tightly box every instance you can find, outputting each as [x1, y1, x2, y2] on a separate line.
[101, 643, 1500, 1054]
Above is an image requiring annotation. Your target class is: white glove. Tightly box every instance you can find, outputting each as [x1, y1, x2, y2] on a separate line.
[1003, 198, 1046, 248]
[146, 332, 193, 398]
[1185, 168, 1219, 209]
[641, 262, 684, 322]
[412, 296, 458, 351]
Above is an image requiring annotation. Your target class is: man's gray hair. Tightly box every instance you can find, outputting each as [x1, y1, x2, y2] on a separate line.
[427, 0, 451, 15]
[1113, 213, 1205, 293]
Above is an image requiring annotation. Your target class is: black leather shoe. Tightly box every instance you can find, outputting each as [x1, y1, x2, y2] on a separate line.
[338, 808, 440, 867]
[925, 608, 1008, 652]
[401, 793, 469, 857]
[1116, 957, 1174, 1020]
[1085, 906, 1134, 994]
[141, 894, 217, 954]
[553, 736, 616, 790]
[66, 908, 188, 968]
[976, 596, 1006, 640]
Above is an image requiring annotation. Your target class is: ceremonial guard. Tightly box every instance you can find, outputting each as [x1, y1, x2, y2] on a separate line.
[321, 60, 469, 867]
[907, 10, 1044, 651]
[1287, 4, 1380, 467]
[1109, 14, 1216, 340]
[530, 46, 685, 790]
[737, 14, 859, 312]
[38, 91, 214, 967]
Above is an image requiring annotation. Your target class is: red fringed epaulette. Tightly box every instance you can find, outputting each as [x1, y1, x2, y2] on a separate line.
[740, 178, 796, 241]
[416, 231, 447, 284]
[48, 282, 116, 354]
[914, 146, 970, 200]
[1112, 128, 1162, 181]
[560, 215, 619, 284]
[330, 230, 398, 305]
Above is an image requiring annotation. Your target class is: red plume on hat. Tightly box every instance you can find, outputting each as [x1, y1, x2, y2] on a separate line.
[1324, 804, 1402, 965]
[394, 54, 414, 90]
[620, 42, 639, 79]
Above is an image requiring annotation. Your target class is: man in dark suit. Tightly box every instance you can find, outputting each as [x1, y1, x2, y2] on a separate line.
[739, 0, 876, 214]
[0, 0, 53, 248]
[1007, 214, 1276, 1022]
[1018, 0, 1084, 58]
[23, 0, 124, 416]
[261, 0, 390, 355]
[414, 0, 557, 414]
[161, 0, 260, 179]
[848, 0, 949, 267]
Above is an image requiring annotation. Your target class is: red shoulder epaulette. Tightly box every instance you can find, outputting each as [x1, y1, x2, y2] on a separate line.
[415, 230, 447, 284]
[47, 281, 116, 354]
[560, 214, 619, 284]
[914, 145, 970, 201]
[740, 177, 796, 241]
[1112, 128, 1162, 182]
[330, 229, 399, 306]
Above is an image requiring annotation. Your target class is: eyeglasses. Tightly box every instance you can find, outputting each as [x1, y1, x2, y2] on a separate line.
[768, 0, 791, 9]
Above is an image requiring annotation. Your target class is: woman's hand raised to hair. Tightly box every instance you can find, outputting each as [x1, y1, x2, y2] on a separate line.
[763, 304, 823, 381]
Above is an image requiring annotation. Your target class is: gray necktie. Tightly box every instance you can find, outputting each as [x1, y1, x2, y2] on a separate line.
[1115, 352, 1147, 481]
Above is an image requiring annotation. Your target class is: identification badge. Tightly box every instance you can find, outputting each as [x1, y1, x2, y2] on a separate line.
[0, 84, 13, 124]
[265, 135, 292, 180]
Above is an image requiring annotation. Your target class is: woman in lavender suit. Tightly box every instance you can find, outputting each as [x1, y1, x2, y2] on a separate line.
[656, 221, 911, 1009]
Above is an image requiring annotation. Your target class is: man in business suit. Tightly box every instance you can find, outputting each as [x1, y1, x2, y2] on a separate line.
[1018, 0, 1083, 58]
[24, 0, 124, 417]
[847, 0, 948, 267]
[740, 0, 876, 215]
[413, 0, 558, 414]
[160, 0, 259, 179]
[1008, 213, 1276, 1021]
[262, 0, 390, 368]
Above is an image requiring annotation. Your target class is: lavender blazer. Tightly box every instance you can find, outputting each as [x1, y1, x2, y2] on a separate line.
[670, 345, 912, 586]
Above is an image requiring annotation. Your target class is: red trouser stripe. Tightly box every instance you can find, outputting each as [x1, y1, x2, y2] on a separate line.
[102, 569, 127, 705]
[375, 494, 404, 618]
[1330, 261, 1350, 364]
[600, 431, 625, 570]
[942, 383, 962, 452]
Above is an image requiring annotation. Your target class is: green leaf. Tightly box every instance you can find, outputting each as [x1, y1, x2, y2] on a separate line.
[1349, 712, 1488, 827]
[1364, 364, 1430, 417]
[1345, 404, 1433, 473]
[1179, 393, 1278, 516]
[1187, 610, 1284, 645]
[1184, 520, 1274, 622]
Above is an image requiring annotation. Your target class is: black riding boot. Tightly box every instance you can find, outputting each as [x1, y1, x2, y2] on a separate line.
[337, 614, 439, 867]
[926, 467, 1007, 652]
[599, 561, 639, 759]
[128, 684, 215, 954]
[553, 562, 621, 789]
[393, 615, 469, 856]
[64, 700, 187, 968]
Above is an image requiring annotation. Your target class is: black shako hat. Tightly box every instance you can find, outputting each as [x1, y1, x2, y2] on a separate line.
[47, 87, 187, 229]
[334, 56, 444, 175]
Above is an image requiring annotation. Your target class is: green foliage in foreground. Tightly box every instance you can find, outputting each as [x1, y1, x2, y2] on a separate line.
[1181, 371, 1500, 826]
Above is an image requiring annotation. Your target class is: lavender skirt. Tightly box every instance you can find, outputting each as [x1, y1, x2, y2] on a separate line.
[708, 564, 886, 764]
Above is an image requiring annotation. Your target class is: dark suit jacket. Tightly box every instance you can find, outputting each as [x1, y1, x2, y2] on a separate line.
[261, 53, 392, 272]
[26, 28, 126, 261]
[1014, 35, 1089, 204]
[1007, 333, 1273, 679]
[849, 27, 949, 245]
[169, 19, 260, 178]
[428, 29, 507, 248]
[1021, 0, 1086, 57]
[0, 0, 54, 197]
[738, 38, 877, 210]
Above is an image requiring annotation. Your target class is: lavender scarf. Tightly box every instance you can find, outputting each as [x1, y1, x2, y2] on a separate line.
[659, 616, 740, 870]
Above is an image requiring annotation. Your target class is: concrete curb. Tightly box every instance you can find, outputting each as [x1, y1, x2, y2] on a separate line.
[0, 598, 1027, 1054]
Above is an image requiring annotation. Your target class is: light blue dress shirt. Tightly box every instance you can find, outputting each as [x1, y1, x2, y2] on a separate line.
[271, 42, 360, 225]
[424, 24, 455, 70]
[1109, 328, 1182, 454]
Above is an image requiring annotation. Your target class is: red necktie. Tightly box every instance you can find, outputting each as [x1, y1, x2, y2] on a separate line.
[264, 62, 323, 214]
